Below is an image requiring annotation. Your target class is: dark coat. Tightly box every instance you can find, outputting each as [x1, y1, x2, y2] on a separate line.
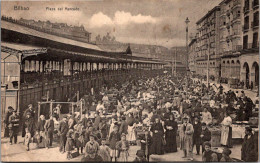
[45, 119, 54, 133]
[82, 117, 89, 128]
[241, 134, 258, 162]
[193, 122, 202, 143]
[109, 131, 121, 150]
[119, 120, 128, 135]
[201, 127, 211, 142]
[164, 120, 178, 152]
[24, 117, 35, 137]
[37, 119, 46, 132]
[59, 121, 69, 136]
[150, 122, 164, 155]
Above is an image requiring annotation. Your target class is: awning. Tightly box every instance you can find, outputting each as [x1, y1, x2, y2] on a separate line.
[1, 42, 47, 60]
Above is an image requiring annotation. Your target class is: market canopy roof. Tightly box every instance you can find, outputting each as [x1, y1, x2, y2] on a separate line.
[1, 20, 102, 51]
[1, 42, 125, 63]
[1, 42, 47, 60]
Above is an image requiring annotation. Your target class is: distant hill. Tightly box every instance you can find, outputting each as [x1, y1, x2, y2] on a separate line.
[96, 41, 186, 63]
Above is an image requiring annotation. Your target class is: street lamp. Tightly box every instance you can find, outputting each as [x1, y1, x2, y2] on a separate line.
[185, 17, 190, 87]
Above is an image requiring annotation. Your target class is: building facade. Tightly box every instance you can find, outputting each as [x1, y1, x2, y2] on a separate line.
[195, 6, 221, 79]
[191, 0, 259, 89]
[219, 0, 243, 82]
[240, 0, 259, 89]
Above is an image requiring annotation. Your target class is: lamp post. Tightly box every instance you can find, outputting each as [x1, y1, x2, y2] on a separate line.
[185, 17, 190, 87]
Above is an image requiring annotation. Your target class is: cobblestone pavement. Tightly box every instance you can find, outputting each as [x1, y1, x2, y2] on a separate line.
[1, 135, 242, 162]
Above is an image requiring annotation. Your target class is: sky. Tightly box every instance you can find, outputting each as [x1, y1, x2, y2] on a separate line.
[1, 0, 222, 48]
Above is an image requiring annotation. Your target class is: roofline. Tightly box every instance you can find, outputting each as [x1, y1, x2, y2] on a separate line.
[196, 6, 220, 25]
[189, 38, 197, 47]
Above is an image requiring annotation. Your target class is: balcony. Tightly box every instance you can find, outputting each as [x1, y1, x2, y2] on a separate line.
[253, 0, 259, 10]
[243, 25, 249, 32]
[252, 21, 259, 29]
[243, 6, 250, 14]
[232, 0, 241, 10]
[232, 16, 241, 24]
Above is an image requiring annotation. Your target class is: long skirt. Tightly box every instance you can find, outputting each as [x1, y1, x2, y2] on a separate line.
[127, 126, 136, 142]
[165, 131, 177, 153]
[118, 150, 129, 162]
[150, 135, 164, 155]
[227, 127, 232, 148]
[220, 126, 229, 146]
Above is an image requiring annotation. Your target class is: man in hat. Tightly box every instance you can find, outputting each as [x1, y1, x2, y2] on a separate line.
[179, 116, 194, 161]
[45, 115, 54, 148]
[192, 116, 202, 155]
[8, 110, 19, 144]
[241, 126, 258, 162]
[59, 116, 69, 153]
[4, 106, 14, 137]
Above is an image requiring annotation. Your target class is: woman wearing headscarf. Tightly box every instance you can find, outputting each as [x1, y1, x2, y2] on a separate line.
[164, 114, 178, 153]
[150, 117, 164, 155]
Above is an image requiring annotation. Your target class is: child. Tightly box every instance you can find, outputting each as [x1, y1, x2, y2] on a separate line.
[133, 150, 147, 162]
[109, 125, 121, 162]
[202, 141, 218, 162]
[65, 129, 75, 160]
[98, 138, 111, 161]
[74, 122, 84, 154]
[220, 148, 233, 162]
[116, 133, 130, 162]
[24, 128, 31, 151]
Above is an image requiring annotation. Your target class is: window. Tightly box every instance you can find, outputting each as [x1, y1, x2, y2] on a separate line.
[253, 11, 259, 27]
[243, 35, 248, 49]
[237, 11, 241, 17]
[253, 0, 259, 8]
[253, 32, 258, 48]
[244, 16, 249, 30]
[244, 0, 249, 12]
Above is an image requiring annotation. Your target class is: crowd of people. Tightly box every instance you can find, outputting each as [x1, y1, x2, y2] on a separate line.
[3, 72, 259, 162]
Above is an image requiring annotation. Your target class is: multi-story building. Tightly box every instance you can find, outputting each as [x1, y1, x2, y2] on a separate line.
[240, 0, 259, 89]
[219, 0, 243, 81]
[188, 38, 197, 73]
[195, 6, 221, 79]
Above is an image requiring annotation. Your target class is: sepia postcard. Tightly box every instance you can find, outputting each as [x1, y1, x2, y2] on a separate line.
[1, 0, 259, 162]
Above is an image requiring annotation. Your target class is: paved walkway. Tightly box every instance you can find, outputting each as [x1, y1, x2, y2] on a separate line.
[1, 135, 242, 162]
